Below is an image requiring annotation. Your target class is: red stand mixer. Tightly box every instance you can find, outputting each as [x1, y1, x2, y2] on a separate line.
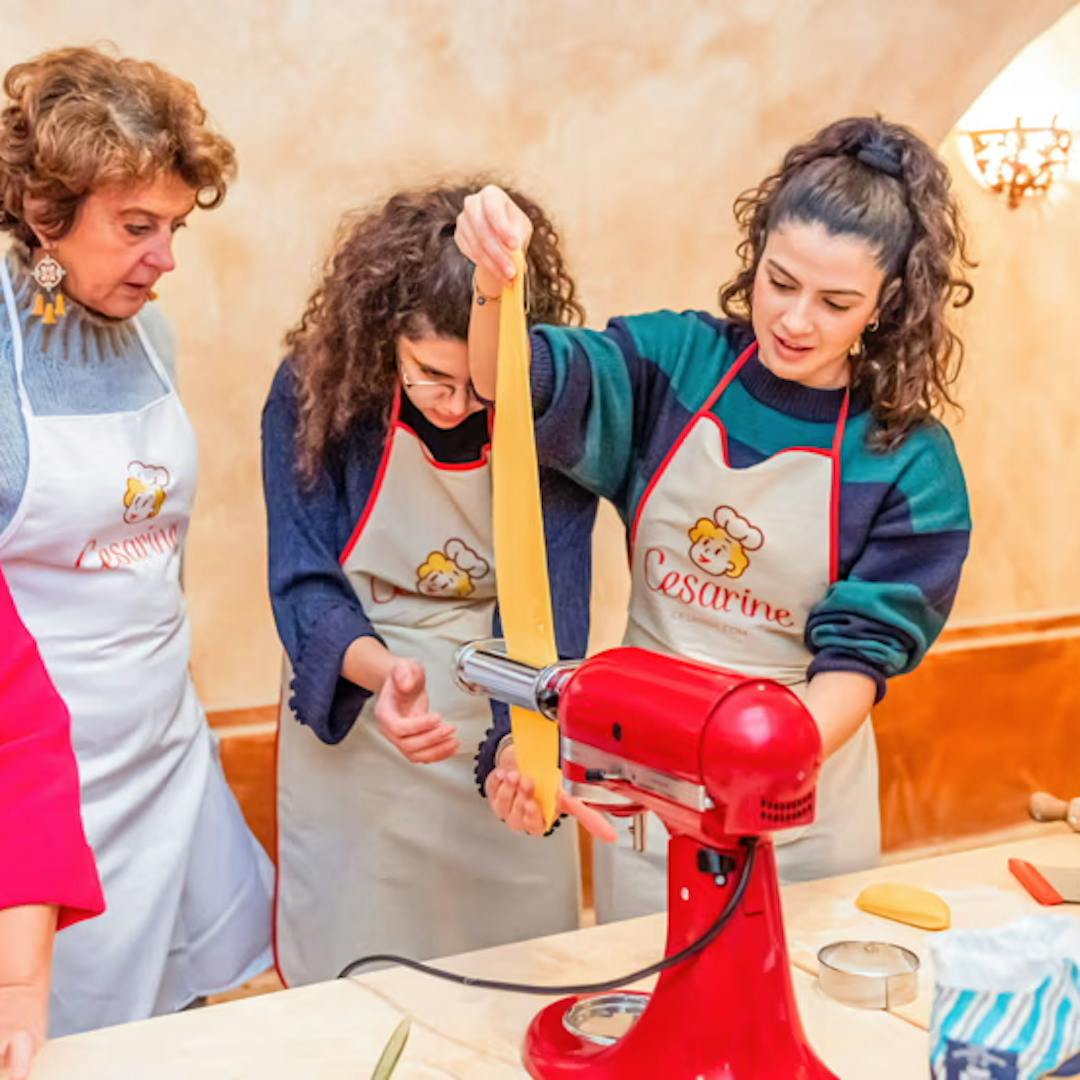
[455, 641, 837, 1080]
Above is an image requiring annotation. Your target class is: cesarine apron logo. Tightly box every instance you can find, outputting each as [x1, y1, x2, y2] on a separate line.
[122, 460, 171, 523]
[75, 458, 180, 572]
[688, 504, 764, 578]
[416, 538, 490, 597]
[369, 536, 492, 604]
[643, 502, 794, 631]
[628, 342, 848, 662]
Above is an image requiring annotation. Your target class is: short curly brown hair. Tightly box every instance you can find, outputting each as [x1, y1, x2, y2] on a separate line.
[288, 180, 585, 483]
[0, 45, 236, 247]
[719, 116, 975, 451]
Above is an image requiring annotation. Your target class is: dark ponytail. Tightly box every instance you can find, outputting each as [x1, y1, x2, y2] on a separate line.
[719, 116, 975, 451]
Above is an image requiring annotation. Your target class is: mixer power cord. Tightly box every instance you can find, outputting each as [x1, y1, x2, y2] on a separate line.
[337, 836, 759, 995]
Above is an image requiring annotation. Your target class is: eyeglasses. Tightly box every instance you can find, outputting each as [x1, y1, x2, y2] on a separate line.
[399, 363, 481, 406]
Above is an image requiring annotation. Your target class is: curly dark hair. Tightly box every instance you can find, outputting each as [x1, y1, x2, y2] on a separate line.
[288, 179, 584, 482]
[718, 116, 975, 451]
[0, 45, 235, 248]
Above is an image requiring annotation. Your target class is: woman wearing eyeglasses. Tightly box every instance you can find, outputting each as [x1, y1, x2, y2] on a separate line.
[261, 181, 596, 985]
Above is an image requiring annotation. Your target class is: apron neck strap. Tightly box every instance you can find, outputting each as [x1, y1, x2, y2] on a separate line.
[708, 341, 853, 452]
[701, 341, 758, 413]
[711, 340, 851, 583]
[832, 386, 851, 456]
[828, 386, 851, 583]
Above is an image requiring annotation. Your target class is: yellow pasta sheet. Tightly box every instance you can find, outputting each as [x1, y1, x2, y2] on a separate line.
[492, 254, 561, 828]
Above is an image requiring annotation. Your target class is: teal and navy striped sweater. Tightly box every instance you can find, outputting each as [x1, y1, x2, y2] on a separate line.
[476, 308, 971, 790]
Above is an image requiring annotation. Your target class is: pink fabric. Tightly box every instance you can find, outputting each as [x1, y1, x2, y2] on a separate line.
[0, 564, 104, 929]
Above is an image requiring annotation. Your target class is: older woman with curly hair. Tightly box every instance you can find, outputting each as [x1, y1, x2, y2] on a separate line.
[461, 116, 975, 917]
[0, 47, 272, 1034]
[262, 182, 599, 985]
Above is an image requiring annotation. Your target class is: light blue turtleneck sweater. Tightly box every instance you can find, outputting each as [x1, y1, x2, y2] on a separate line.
[0, 249, 178, 534]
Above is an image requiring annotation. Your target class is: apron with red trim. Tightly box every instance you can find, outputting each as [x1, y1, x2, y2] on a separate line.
[594, 343, 879, 922]
[275, 392, 580, 985]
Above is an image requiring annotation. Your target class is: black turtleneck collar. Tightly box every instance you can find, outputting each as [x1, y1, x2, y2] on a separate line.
[397, 391, 490, 464]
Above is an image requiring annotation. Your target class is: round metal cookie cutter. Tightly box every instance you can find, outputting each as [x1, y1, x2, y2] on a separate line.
[817, 941, 920, 1009]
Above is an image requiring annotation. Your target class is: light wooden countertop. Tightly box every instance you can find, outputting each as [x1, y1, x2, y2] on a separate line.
[784, 827, 1079, 1030]
[25, 828, 1076, 1079]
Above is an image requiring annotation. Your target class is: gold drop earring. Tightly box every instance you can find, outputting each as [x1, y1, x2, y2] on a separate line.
[31, 247, 67, 324]
[850, 316, 879, 359]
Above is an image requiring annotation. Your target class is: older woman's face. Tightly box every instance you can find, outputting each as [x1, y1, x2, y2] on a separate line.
[32, 172, 197, 319]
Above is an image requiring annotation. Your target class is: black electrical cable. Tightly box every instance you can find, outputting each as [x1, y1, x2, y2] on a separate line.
[337, 836, 758, 994]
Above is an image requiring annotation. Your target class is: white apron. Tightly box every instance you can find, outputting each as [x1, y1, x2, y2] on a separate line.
[594, 342, 879, 923]
[0, 262, 273, 1035]
[274, 392, 580, 987]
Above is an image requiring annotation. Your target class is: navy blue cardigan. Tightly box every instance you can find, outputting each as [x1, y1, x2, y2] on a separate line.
[261, 359, 597, 760]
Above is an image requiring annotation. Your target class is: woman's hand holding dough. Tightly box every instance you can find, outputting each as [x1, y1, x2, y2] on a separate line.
[455, 185, 533, 297]
[374, 658, 459, 764]
[485, 744, 618, 843]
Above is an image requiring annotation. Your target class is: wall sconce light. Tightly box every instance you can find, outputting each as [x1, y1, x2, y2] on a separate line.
[961, 118, 1072, 208]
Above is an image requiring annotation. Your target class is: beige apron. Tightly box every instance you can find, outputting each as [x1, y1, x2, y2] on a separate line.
[594, 343, 879, 923]
[274, 392, 580, 986]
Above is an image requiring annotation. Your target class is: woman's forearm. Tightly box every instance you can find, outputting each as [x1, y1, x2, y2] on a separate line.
[341, 636, 397, 694]
[457, 186, 535, 400]
[0, 905, 56, 993]
[468, 267, 504, 401]
[803, 670, 877, 759]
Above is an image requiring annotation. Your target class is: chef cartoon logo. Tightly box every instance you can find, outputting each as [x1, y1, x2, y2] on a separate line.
[416, 539, 490, 598]
[122, 461, 170, 524]
[687, 505, 764, 580]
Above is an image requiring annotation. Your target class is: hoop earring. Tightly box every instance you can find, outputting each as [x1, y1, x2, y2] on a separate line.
[851, 316, 880, 359]
[31, 249, 67, 325]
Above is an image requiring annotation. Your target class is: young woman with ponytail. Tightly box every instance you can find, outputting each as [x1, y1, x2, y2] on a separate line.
[461, 116, 974, 916]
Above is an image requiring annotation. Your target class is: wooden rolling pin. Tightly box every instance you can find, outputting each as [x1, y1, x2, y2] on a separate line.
[1029, 791, 1080, 831]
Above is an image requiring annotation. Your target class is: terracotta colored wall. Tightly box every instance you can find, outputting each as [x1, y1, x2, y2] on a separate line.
[0, 0, 1073, 708]
[876, 616, 1080, 852]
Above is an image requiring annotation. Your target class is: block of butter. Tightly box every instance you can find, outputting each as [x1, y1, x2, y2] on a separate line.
[855, 882, 951, 931]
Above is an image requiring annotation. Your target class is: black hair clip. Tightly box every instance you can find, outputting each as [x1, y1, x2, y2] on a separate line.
[856, 141, 903, 178]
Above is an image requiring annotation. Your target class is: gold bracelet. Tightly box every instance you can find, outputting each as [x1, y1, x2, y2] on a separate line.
[472, 271, 501, 306]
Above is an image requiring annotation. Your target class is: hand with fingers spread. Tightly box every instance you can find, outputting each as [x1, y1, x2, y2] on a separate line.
[484, 743, 618, 843]
[374, 658, 459, 764]
[454, 184, 534, 298]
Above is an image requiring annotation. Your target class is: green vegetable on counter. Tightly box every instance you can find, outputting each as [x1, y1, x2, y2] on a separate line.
[370, 1017, 411, 1079]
